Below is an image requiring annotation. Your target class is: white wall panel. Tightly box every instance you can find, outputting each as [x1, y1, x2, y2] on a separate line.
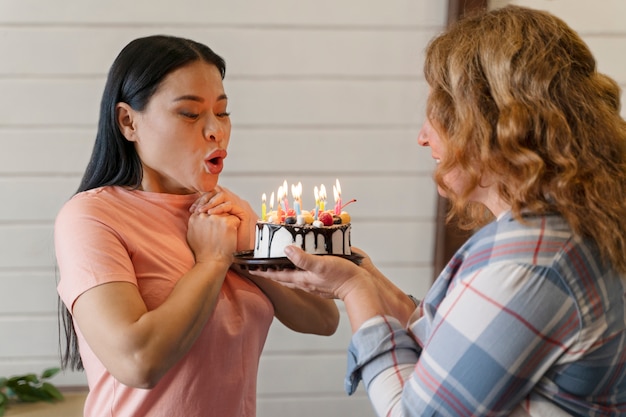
[226, 128, 432, 174]
[0, 272, 58, 314]
[258, 354, 349, 394]
[0, 1, 445, 416]
[0, 27, 430, 78]
[0, 128, 93, 174]
[0, 178, 77, 222]
[500, 0, 626, 33]
[0, 316, 57, 357]
[258, 396, 376, 417]
[0, 225, 55, 268]
[0, 1, 446, 27]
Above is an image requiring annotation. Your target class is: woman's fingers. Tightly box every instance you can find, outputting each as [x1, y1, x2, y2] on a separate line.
[249, 246, 349, 298]
[190, 187, 232, 214]
[189, 189, 218, 212]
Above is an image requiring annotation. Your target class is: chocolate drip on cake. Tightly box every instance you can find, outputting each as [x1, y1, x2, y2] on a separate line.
[255, 222, 350, 257]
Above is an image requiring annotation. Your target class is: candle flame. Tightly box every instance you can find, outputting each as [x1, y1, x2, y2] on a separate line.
[270, 191, 275, 210]
[262, 193, 266, 203]
[314, 186, 319, 202]
[335, 178, 341, 195]
[291, 183, 301, 199]
[320, 184, 327, 200]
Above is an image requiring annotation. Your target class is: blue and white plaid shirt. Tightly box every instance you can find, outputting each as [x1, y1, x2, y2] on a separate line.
[347, 211, 626, 416]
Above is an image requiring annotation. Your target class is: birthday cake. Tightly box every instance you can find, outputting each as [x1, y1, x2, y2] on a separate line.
[253, 180, 353, 259]
[254, 212, 351, 258]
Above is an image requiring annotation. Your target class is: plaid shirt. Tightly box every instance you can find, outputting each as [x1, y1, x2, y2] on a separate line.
[346, 212, 626, 416]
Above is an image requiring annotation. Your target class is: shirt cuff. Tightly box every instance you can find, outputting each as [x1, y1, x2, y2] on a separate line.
[345, 315, 421, 395]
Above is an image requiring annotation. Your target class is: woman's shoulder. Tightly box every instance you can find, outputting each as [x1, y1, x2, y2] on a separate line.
[477, 211, 571, 247]
[64, 185, 156, 209]
[56, 186, 132, 225]
[451, 212, 573, 274]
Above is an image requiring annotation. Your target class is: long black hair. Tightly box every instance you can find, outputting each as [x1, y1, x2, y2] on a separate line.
[60, 35, 227, 371]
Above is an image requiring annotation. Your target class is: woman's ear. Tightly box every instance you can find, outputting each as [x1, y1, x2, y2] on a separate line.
[116, 102, 138, 142]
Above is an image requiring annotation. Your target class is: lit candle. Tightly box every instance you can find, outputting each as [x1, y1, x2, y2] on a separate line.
[314, 186, 320, 220]
[277, 185, 285, 211]
[334, 179, 342, 215]
[291, 183, 301, 216]
[282, 180, 290, 211]
[296, 181, 303, 208]
[261, 193, 267, 221]
[319, 184, 327, 212]
[276, 204, 284, 223]
[269, 191, 276, 222]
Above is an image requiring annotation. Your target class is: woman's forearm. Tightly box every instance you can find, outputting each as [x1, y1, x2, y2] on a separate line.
[244, 271, 340, 335]
[73, 259, 231, 388]
[342, 271, 416, 333]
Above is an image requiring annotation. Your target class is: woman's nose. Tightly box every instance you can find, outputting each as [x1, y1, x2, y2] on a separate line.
[417, 122, 430, 147]
[203, 116, 223, 142]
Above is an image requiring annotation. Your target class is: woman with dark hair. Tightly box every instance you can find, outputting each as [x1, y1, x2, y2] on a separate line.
[252, 6, 626, 416]
[55, 35, 339, 417]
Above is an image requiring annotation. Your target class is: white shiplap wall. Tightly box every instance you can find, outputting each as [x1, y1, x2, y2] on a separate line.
[0, 1, 445, 416]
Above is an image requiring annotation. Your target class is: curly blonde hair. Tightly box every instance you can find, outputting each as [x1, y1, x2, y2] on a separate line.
[425, 6, 626, 273]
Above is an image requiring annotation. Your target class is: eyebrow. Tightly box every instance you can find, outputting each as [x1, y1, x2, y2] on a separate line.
[173, 94, 228, 103]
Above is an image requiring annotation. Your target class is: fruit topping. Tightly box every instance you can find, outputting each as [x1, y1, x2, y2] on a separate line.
[318, 211, 333, 226]
[301, 211, 314, 224]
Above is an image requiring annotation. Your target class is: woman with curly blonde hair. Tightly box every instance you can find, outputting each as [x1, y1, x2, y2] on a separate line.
[426, 5, 626, 275]
[253, 5, 626, 416]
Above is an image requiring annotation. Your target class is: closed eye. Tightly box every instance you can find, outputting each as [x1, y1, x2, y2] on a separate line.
[181, 112, 199, 120]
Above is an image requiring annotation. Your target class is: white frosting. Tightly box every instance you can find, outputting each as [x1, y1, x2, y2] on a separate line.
[253, 222, 351, 258]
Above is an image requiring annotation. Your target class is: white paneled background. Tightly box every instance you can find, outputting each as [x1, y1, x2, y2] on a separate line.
[0, 1, 444, 416]
[1, 0, 625, 416]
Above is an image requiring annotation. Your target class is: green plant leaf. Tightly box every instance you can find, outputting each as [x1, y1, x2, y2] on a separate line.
[12, 384, 48, 402]
[14, 392, 42, 403]
[0, 367, 63, 408]
[8, 374, 38, 385]
[41, 383, 64, 401]
[41, 368, 60, 380]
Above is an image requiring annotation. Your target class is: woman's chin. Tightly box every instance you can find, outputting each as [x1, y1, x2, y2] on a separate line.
[198, 179, 219, 193]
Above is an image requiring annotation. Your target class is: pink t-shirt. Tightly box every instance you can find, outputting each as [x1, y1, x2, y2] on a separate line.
[56, 186, 274, 417]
